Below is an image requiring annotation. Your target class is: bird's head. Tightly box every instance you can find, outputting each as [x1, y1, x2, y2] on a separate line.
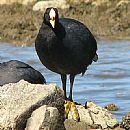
[43, 7, 59, 28]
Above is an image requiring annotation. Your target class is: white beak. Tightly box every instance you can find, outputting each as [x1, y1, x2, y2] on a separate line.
[50, 19, 55, 28]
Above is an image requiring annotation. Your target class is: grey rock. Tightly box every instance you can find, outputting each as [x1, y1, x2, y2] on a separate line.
[121, 112, 130, 130]
[0, 80, 64, 130]
[33, 0, 70, 11]
[104, 104, 119, 111]
[64, 119, 91, 130]
[0, 60, 46, 86]
[26, 105, 59, 130]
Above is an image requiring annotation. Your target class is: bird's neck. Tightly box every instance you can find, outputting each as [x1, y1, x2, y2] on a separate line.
[52, 23, 66, 39]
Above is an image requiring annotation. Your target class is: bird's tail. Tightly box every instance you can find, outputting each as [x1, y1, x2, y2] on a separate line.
[81, 53, 98, 76]
[93, 53, 98, 62]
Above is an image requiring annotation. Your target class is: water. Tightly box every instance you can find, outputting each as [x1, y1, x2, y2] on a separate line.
[0, 41, 130, 121]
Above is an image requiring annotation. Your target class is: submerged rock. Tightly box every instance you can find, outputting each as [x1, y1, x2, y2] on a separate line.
[104, 104, 119, 111]
[0, 60, 46, 86]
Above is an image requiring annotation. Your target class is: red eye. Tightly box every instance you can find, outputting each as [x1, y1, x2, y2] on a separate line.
[51, 17, 55, 21]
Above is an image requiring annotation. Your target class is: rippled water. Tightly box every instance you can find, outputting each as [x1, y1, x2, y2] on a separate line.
[0, 41, 130, 121]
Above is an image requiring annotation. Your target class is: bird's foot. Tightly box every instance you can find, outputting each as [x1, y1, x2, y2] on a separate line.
[64, 100, 71, 119]
[67, 97, 81, 105]
[64, 100, 80, 122]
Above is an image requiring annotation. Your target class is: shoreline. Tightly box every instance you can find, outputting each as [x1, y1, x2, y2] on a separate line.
[0, 2, 130, 46]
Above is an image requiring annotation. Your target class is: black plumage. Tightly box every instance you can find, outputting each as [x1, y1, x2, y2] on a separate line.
[0, 60, 46, 86]
[35, 7, 98, 101]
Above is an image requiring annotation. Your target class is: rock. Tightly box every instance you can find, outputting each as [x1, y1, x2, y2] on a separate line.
[65, 102, 119, 130]
[121, 112, 130, 130]
[66, 0, 98, 5]
[0, 60, 46, 86]
[22, 0, 37, 5]
[91, 0, 110, 7]
[113, 126, 125, 130]
[26, 105, 59, 130]
[33, 0, 70, 11]
[0, 80, 124, 130]
[0, 0, 37, 5]
[66, 0, 87, 5]
[117, 0, 130, 7]
[64, 119, 92, 130]
[0, 80, 64, 130]
[104, 104, 119, 111]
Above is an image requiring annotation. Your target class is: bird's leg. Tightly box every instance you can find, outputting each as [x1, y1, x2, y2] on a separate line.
[68, 74, 75, 101]
[61, 74, 67, 100]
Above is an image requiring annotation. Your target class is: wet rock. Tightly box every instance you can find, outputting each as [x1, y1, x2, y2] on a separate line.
[65, 102, 119, 130]
[33, 0, 70, 11]
[121, 112, 130, 130]
[104, 104, 119, 111]
[0, 60, 46, 86]
[26, 105, 59, 130]
[0, 80, 64, 130]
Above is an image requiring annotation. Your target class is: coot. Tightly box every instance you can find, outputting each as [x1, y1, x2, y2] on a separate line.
[0, 60, 46, 86]
[35, 7, 98, 101]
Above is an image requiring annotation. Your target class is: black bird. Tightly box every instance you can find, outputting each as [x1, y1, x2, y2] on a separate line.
[35, 7, 98, 101]
[0, 60, 46, 86]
